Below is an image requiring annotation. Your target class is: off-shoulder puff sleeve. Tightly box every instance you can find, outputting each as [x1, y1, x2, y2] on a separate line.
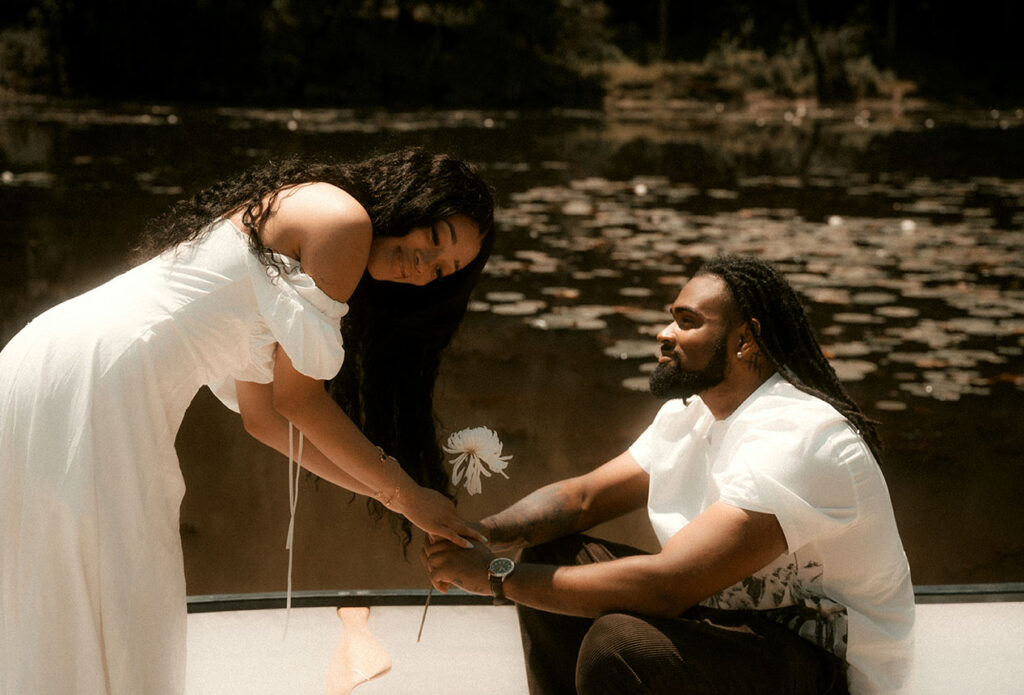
[209, 246, 349, 413]
[247, 252, 349, 380]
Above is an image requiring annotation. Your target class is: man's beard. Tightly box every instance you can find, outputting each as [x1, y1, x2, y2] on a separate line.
[649, 336, 728, 400]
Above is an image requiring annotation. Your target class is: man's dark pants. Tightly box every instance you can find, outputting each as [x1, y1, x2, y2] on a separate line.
[516, 535, 849, 695]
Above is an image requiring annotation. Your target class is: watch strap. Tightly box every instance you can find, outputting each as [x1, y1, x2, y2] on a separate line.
[489, 573, 508, 604]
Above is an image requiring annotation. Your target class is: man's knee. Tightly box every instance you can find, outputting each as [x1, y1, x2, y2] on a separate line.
[575, 613, 656, 694]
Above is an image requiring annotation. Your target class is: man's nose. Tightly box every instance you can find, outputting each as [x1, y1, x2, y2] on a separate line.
[656, 322, 676, 346]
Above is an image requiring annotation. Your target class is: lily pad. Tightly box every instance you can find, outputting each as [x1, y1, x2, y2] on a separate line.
[875, 306, 919, 319]
[529, 316, 606, 331]
[851, 291, 898, 305]
[832, 312, 884, 325]
[491, 300, 547, 316]
[486, 291, 526, 303]
[824, 342, 873, 358]
[619, 308, 670, 324]
[604, 340, 657, 360]
[540, 286, 581, 299]
[621, 376, 651, 392]
[830, 359, 877, 382]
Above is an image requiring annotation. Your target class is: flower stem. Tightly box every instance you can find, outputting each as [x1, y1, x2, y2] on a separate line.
[416, 587, 433, 642]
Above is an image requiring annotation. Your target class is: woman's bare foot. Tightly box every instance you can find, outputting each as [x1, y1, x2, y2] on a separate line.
[326, 606, 392, 695]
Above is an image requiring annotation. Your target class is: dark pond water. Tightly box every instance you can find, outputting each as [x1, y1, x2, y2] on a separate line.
[1, 99, 1022, 594]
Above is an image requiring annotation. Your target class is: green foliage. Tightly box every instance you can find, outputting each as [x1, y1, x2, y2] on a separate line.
[553, 0, 623, 67]
[0, 0, 605, 107]
[696, 23, 896, 102]
[0, 0, 1016, 105]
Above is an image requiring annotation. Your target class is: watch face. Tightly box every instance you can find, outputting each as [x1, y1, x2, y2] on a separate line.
[489, 557, 514, 577]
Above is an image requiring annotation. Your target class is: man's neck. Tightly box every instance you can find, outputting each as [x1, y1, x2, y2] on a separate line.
[700, 370, 776, 420]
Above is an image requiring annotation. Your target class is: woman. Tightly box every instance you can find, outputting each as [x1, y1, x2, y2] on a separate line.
[0, 148, 494, 694]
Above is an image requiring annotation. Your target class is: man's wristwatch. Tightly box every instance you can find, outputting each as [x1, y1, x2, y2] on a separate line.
[487, 557, 516, 604]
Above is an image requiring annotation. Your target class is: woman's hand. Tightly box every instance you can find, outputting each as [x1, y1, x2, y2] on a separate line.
[397, 486, 488, 549]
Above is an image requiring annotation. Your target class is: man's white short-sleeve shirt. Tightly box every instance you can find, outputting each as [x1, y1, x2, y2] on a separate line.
[629, 374, 915, 694]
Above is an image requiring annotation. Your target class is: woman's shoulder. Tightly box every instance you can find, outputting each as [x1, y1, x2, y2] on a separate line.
[266, 182, 373, 302]
[284, 181, 368, 219]
[225, 182, 371, 247]
[267, 182, 370, 241]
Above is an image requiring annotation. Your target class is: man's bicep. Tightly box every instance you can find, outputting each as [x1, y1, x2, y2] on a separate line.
[658, 501, 788, 607]
[578, 450, 650, 523]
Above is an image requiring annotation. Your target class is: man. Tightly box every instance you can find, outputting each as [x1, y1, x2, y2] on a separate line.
[422, 255, 914, 694]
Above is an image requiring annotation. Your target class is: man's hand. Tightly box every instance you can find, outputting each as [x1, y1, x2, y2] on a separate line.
[421, 537, 497, 596]
[476, 518, 526, 556]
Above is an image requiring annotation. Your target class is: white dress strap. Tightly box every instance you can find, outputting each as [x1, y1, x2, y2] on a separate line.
[284, 421, 304, 636]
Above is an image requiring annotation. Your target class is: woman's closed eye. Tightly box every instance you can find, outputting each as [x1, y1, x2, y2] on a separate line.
[431, 225, 441, 246]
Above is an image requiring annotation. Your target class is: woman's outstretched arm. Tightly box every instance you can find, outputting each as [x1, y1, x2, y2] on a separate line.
[259, 347, 484, 548]
[236, 379, 374, 497]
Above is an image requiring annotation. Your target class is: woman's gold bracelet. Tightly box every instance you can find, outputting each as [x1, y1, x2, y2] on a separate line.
[373, 446, 401, 508]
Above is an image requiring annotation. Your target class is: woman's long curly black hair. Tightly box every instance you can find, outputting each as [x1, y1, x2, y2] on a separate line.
[136, 148, 496, 546]
[696, 255, 883, 462]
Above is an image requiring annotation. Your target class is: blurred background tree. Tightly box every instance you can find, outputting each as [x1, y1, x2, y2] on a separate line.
[0, 0, 1020, 106]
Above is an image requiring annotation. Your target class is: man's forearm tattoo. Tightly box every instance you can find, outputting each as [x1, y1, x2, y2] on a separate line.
[484, 483, 584, 549]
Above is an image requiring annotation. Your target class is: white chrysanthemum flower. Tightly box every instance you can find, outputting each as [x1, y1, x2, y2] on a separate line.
[443, 426, 512, 496]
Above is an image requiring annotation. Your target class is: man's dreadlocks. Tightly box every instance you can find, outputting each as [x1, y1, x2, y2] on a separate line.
[696, 255, 883, 462]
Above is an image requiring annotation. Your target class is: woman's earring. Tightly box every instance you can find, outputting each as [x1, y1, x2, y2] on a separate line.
[736, 351, 743, 358]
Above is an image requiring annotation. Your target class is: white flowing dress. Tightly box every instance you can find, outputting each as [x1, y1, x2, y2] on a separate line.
[0, 219, 348, 694]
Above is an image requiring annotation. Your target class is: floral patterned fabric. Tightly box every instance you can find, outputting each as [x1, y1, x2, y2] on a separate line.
[702, 557, 849, 660]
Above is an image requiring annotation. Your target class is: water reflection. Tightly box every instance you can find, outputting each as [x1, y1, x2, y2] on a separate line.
[480, 172, 1023, 405]
[1, 100, 1021, 590]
